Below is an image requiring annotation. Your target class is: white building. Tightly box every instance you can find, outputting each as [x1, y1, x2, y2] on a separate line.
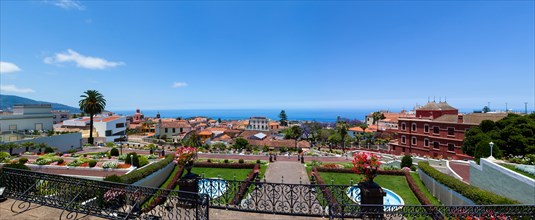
[0, 104, 53, 133]
[52, 110, 71, 124]
[246, 116, 269, 131]
[156, 120, 192, 139]
[62, 115, 127, 143]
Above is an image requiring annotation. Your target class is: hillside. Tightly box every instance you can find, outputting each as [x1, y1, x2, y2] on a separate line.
[0, 95, 80, 113]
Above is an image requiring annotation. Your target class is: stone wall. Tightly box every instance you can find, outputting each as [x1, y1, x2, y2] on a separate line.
[9, 133, 82, 154]
[470, 158, 534, 204]
[132, 161, 175, 188]
[419, 169, 474, 205]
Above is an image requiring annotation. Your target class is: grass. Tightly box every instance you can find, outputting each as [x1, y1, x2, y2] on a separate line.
[409, 172, 441, 205]
[499, 164, 535, 179]
[318, 172, 421, 205]
[190, 167, 252, 181]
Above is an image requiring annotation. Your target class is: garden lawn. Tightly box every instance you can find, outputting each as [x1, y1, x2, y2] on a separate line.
[409, 172, 441, 205]
[190, 167, 251, 181]
[318, 172, 421, 205]
[499, 164, 535, 179]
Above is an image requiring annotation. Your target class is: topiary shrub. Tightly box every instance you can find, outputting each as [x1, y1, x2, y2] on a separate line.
[44, 147, 55, 154]
[0, 152, 11, 163]
[207, 159, 212, 163]
[224, 159, 229, 163]
[256, 159, 261, 164]
[18, 157, 28, 164]
[125, 152, 140, 167]
[57, 158, 64, 165]
[239, 159, 244, 164]
[110, 148, 119, 156]
[88, 160, 97, 168]
[401, 155, 413, 168]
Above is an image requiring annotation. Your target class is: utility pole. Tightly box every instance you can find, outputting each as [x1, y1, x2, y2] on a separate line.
[525, 102, 528, 114]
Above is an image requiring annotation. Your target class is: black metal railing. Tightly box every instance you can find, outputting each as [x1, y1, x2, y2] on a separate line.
[0, 168, 209, 220]
[198, 178, 535, 219]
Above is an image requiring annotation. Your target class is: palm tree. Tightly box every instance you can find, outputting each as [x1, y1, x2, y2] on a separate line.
[5, 142, 19, 155]
[79, 90, 107, 145]
[359, 123, 368, 133]
[21, 142, 34, 152]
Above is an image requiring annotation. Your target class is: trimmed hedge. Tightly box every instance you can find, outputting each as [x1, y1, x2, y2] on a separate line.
[1, 163, 31, 170]
[104, 154, 175, 184]
[110, 148, 119, 156]
[230, 164, 260, 205]
[418, 161, 519, 204]
[193, 162, 256, 169]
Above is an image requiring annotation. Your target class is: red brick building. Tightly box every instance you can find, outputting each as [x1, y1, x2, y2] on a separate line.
[390, 101, 507, 159]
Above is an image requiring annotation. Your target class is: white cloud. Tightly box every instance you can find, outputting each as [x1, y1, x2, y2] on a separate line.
[47, 0, 85, 10]
[44, 49, 124, 70]
[0, 61, 21, 74]
[0, 85, 35, 93]
[172, 82, 188, 88]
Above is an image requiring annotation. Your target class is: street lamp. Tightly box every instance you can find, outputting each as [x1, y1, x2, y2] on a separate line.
[489, 141, 494, 159]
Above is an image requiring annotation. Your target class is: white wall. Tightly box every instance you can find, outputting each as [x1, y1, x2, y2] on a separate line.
[0, 116, 53, 132]
[94, 117, 126, 142]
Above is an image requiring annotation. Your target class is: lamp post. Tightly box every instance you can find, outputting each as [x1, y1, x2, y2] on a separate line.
[489, 141, 495, 160]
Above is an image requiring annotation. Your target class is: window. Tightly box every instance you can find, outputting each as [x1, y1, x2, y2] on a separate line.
[116, 123, 125, 128]
[411, 123, 417, 132]
[411, 137, 417, 145]
[9, 125, 17, 131]
[172, 128, 176, 133]
[448, 144, 455, 152]
[433, 141, 440, 149]
[401, 123, 406, 131]
[448, 128, 454, 136]
[433, 126, 440, 134]
[165, 128, 168, 133]
[424, 124, 429, 133]
[401, 135, 406, 144]
[424, 139, 429, 147]
[180, 128, 183, 133]
[105, 130, 112, 136]
[35, 123, 43, 130]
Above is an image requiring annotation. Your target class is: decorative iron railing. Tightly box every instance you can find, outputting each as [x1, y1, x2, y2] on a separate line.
[0, 168, 209, 220]
[1, 168, 534, 220]
[198, 178, 535, 219]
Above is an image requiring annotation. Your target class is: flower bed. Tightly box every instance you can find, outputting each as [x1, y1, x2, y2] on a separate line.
[104, 154, 175, 184]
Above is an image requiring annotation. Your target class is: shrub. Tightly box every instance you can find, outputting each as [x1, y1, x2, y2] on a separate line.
[207, 159, 212, 163]
[67, 149, 77, 154]
[279, 147, 288, 153]
[110, 148, 119, 156]
[88, 160, 97, 168]
[102, 161, 118, 169]
[138, 155, 149, 167]
[125, 152, 140, 167]
[118, 154, 175, 184]
[401, 155, 413, 168]
[106, 142, 115, 147]
[18, 157, 28, 164]
[224, 159, 229, 163]
[44, 147, 55, 154]
[418, 161, 518, 204]
[239, 159, 244, 164]
[0, 152, 11, 162]
[2, 163, 30, 170]
[256, 159, 261, 164]
[410, 165, 417, 171]
[57, 158, 64, 164]
[103, 174, 123, 183]
[118, 154, 127, 161]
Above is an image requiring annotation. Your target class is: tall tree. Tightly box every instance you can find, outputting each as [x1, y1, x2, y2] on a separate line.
[482, 106, 491, 113]
[359, 123, 368, 133]
[285, 125, 303, 149]
[5, 142, 19, 155]
[79, 90, 107, 145]
[336, 121, 349, 152]
[279, 110, 288, 126]
[372, 112, 386, 125]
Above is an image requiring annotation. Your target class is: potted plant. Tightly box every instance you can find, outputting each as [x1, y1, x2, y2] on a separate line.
[175, 146, 199, 207]
[175, 146, 198, 174]
[352, 152, 385, 217]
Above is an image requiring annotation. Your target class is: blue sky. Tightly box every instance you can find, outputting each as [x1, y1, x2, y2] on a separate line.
[1, 0, 534, 112]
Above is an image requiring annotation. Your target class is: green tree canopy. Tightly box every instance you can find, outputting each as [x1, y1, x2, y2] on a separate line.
[233, 137, 249, 151]
[285, 125, 303, 149]
[463, 113, 535, 159]
[279, 110, 288, 126]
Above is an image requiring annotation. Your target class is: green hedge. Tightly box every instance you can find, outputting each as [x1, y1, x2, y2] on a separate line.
[104, 154, 175, 184]
[418, 162, 518, 204]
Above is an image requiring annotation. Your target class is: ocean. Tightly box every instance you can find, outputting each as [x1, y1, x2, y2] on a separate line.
[112, 109, 381, 122]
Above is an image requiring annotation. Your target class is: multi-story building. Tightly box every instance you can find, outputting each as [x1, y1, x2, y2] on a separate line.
[62, 115, 127, 143]
[246, 116, 269, 131]
[156, 120, 192, 139]
[52, 110, 71, 124]
[390, 101, 507, 159]
[0, 104, 53, 132]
